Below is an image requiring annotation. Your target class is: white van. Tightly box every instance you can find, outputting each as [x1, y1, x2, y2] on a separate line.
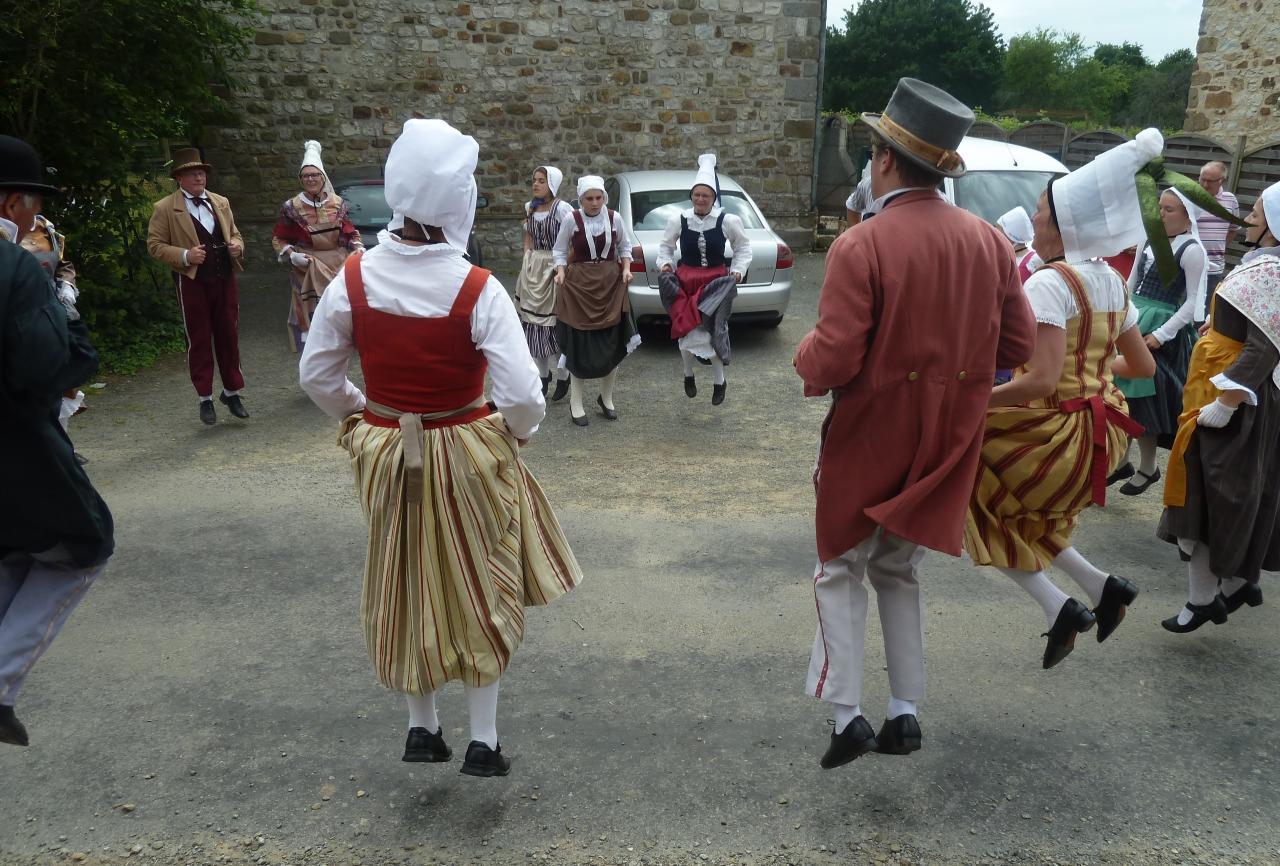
[943, 136, 1069, 223]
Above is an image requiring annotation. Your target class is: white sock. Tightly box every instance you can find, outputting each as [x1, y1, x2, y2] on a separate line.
[569, 375, 585, 418]
[600, 369, 617, 411]
[681, 349, 695, 377]
[534, 355, 551, 378]
[833, 702, 862, 734]
[999, 567, 1070, 629]
[712, 356, 725, 386]
[1187, 544, 1219, 605]
[1052, 546, 1110, 606]
[555, 354, 569, 380]
[221, 389, 240, 398]
[1220, 576, 1247, 596]
[886, 697, 917, 720]
[406, 692, 439, 732]
[1137, 436, 1158, 476]
[466, 680, 500, 749]
[199, 395, 213, 403]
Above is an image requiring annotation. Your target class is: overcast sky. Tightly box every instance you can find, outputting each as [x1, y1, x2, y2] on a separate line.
[825, 0, 1204, 63]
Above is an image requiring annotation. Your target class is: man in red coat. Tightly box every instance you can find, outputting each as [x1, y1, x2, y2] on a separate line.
[796, 78, 1036, 769]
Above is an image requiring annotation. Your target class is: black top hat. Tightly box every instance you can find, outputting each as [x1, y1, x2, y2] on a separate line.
[0, 135, 60, 196]
[861, 78, 974, 179]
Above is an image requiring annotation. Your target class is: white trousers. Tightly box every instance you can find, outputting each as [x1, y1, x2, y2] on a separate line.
[806, 528, 926, 707]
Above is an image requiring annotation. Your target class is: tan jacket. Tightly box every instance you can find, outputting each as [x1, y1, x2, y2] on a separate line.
[147, 189, 245, 278]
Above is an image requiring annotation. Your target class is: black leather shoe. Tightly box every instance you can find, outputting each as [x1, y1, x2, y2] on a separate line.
[684, 376, 697, 398]
[571, 412, 588, 427]
[874, 714, 922, 756]
[540, 375, 551, 396]
[1162, 597, 1229, 633]
[712, 382, 726, 406]
[1106, 462, 1135, 486]
[1219, 582, 1263, 613]
[460, 740, 511, 777]
[1119, 467, 1160, 496]
[596, 395, 618, 421]
[199, 400, 216, 426]
[219, 392, 249, 419]
[551, 377, 569, 402]
[819, 715, 877, 769]
[402, 726, 451, 762]
[1093, 575, 1139, 643]
[1042, 598, 1096, 669]
[0, 705, 28, 747]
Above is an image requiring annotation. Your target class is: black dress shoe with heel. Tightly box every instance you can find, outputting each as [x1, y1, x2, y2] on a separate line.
[1106, 462, 1135, 486]
[874, 715, 921, 755]
[551, 378, 569, 402]
[1220, 582, 1263, 613]
[571, 413, 589, 427]
[1119, 467, 1159, 496]
[402, 726, 451, 762]
[460, 740, 511, 777]
[684, 376, 697, 398]
[819, 715, 877, 769]
[219, 392, 250, 419]
[1161, 597, 1229, 633]
[1042, 598, 1096, 669]
[199, 400, 217, 426]
[712, 382, 726, 406]
[0, 705, 28, 747]
[596, 395, 618, 421]
[1093, 575, 1139, 643]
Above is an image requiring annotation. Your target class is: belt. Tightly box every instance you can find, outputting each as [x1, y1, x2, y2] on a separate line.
[1059, 395, 1145, 506]
[363, 396, 488, 504]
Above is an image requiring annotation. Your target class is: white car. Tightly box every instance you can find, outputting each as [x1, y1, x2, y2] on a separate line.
[603, 171, 793, 327]
[942, 137, 1068, 223]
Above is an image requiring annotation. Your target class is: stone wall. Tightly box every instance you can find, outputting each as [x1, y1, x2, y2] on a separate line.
[1184, 0, 1280, 147]
[203, 0, 824, 259]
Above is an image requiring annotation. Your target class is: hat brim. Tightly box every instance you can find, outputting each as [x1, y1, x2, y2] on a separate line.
[170, 161, 213, 178]
[859, 113, 966, 179]
[0, 180, 60, 197]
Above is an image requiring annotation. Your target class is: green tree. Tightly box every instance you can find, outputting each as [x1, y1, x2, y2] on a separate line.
[823, 0, 1005, 112]
[0, 0, 258, 371]
[1093, 42, 1149, 71]
[1118, 49, 1196, 129]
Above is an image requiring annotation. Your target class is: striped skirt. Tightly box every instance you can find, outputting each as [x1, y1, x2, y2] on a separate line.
[964, 402, 1129, 571]
[340, 413, 582, 694]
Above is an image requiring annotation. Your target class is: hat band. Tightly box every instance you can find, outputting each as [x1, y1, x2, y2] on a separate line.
[879, 113, 962, 173]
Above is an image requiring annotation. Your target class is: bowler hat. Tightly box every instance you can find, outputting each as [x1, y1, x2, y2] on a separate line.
[169, 146, 213, 178]
[861, 78, 974, 179]
[0, 135, 60, 196]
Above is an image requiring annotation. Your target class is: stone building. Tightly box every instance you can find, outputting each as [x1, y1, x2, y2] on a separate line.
[204, 0, 825, 255]
[1184, 0, 1280, 145]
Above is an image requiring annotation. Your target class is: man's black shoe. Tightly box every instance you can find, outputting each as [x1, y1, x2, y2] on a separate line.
[1043, 598, 1096, 669]
[1093, 575, 1139, 642]
[199, 400, 217, 426]
[0, 705, 29, 747]
[402, 726, 451, 763]
[874, 715, 922, 755]
[460, 740, 511, 777]
[819, 715, 876, 769]
[219, 393, 250, 419]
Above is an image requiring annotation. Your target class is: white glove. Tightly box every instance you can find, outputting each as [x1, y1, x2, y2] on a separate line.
[1197, 398, 1236, 428]
[290, 251, 311, 268]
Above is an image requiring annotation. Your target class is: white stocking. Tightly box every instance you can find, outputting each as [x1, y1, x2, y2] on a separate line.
[569, 375, 586, 418]
[1220, 576, 1247, 596]
[1177, 543, 1220, 625]
[681, 349, 695, 377]
[600, 369, 617, 411]
[1052, 546, 1110, 606]
[466, 680, 500, 749]
[406, 692, 439, 732]
[534, 355, 551, 378]
[711, 356, 726, 386]
[555, 354, 569, 380]
[999, 567, 1069, 629]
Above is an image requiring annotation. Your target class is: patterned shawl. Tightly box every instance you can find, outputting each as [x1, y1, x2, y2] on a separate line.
[1216, 252, 1280, 390]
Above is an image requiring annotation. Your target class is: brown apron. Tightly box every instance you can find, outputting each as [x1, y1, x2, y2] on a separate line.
[555, 260, 629, 331]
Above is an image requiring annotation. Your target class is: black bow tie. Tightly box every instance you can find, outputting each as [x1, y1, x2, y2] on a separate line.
[187, 196, 210, 209]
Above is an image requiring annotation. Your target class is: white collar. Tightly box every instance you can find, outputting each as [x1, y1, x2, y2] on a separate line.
[863, 185, 940, 217]
[300, 193, 328, 208]
[685, 206, 722, 220]
[183, 191, 210, 202]
[0, 216, 17, 243]
[375, 230, 463, 257]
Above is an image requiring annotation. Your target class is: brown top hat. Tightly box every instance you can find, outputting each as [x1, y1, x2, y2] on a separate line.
[169, 146, 213, 178]
[860, 78, 974, 179]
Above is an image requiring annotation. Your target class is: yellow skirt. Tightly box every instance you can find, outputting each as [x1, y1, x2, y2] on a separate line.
[1164, 330, 1245, 508]
[340, 413, 581, 694]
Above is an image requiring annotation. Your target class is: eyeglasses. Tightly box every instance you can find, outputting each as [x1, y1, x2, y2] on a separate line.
[301, 173, 324, 180]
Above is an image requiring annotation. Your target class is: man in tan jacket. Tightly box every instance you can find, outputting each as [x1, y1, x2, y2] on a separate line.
[147, 147, 249, 425]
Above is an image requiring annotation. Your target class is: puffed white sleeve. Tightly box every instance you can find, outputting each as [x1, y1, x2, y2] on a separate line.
[1021, 269, 1074, 329]
[1152, 242, 1207, 344]
[656, 214, 681, 271]
[471, 276, 545, 439]
[551, 215, 575, 268]
[299, 269, 366, 419]
[614, 212, 631, 262]
[723, 213, 753, 278]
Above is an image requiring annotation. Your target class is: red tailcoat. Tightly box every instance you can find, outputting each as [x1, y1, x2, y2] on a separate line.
[796, 190, 1037, 560]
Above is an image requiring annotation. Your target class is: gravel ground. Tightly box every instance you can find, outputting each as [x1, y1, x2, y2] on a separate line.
[1, 252, 1276, 866]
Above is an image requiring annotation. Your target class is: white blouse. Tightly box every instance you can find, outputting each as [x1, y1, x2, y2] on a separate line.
[299, 231, 545, 439]
[1127, 235, 1208, 344]
[1023, 260, 1139, 332]
[551, 209, 630, 267]
[655, 206, 753, 277]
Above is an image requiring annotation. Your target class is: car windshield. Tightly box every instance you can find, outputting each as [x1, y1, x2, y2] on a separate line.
[629, 189, 765, 231]
[338, 183, 392, 226]
[951, 170, 1061, 225]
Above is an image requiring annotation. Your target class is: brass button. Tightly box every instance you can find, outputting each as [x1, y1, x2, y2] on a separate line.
[957, 370, 967, 381]
[907, 371, 919, 381]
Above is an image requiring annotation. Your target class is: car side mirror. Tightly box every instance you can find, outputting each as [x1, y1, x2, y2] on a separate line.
[475, 195, 489, 209]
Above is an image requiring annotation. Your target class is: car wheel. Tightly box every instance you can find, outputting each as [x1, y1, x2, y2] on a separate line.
[760, 314, 784, 328]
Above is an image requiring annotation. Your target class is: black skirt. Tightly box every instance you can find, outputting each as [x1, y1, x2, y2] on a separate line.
[555, 315, 638, 379]
[1127, 329, 1195, 447]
